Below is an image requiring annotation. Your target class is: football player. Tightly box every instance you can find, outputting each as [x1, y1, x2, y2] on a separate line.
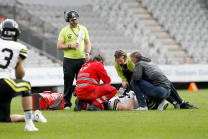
[107, 89, 168, 111]
[76, 88, 167, 111]
[0, 19, 46, 131]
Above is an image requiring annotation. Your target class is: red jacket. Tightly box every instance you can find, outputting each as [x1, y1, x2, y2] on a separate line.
[76, 61, 111, 95]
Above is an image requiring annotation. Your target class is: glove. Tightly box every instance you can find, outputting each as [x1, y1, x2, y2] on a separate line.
[118, 87, 126, 96]
[127, 90, 135, 98]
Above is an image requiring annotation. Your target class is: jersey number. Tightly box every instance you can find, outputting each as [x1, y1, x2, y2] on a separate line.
[0, 48, 13, 69]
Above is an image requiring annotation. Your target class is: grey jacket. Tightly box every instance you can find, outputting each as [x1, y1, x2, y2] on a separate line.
[132, 56, 171, 88]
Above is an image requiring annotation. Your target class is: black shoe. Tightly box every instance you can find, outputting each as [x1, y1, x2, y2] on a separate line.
[180, 102, 198, 109]
[87, 104, 101, 111]
[74, 98, 83, 111]
[173, 103, 180, 109]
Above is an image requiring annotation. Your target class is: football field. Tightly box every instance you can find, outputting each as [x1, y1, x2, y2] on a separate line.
[1, 89, 208, 139]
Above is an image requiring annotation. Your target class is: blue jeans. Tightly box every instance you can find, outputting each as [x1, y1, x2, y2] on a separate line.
[130, 79, 171, 107]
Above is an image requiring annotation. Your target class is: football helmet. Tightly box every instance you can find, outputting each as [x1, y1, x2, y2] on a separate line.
[108, 96, 119, 110]
[0, 19, 21, 41]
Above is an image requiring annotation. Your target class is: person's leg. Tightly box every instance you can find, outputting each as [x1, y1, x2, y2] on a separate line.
[170, 83, 184, 104]
[10, 115, 25, 122]
[170, 82, 198, 109]
[130, 80, 147, 107]
[0, 98, 12, 122]
[141, 80, 170, 102]
[21, 90, 38, 131]
[0, 79, 12, 122]
[166, 96, 180, 109]
[89, 84, 117, 110]
[73, 58, 86, 97]
[74, 58, 86, 80]
[131, 79, 171, 105]
[1, 78, 38, 131]
[63, 58, 78, 108]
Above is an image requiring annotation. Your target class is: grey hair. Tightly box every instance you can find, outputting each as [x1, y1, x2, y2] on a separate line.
[130, 51, 141, 60]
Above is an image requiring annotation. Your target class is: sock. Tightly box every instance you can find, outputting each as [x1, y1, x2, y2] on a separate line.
[32, 115, 34, 121]
[180, 101, 185, 105]
[166, 96, 176, 104]
[173, 101, 178, 105]
[24, 114, 34, 121]
[24, 110, 32, 124]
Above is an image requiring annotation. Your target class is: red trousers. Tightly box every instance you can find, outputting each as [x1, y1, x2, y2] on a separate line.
[76, 84, 117, 110]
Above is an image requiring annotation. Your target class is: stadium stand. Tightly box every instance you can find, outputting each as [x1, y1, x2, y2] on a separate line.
[136, 0, 208, 64]
[0, 0, 207, 65]
[20, 41, 62, 67]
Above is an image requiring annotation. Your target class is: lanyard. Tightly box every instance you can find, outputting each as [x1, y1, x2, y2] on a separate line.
[70, 25, 80, 37]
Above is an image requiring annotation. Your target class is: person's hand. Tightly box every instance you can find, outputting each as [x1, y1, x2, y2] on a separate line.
[85, 53, 90, 61]
[71, 42, 79, 49]
[127, 91, 135, 98]
[122, 81, 129, 89]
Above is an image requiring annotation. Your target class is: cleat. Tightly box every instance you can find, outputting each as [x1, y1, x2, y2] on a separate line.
[33, 110, 47, 123]
[74, 98, 83, 111]
[134, 106, 148, 110]
[180, 102, 198, 109]
[87, 104, 101, 111]
[158, 100, 168, 110]
[25, 121, 39, 131]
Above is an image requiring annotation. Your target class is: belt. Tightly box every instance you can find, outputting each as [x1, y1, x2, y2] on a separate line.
[164, 87, 169, 89]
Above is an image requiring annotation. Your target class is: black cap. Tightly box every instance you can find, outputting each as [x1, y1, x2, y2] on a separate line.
[68, 11, 79, 20]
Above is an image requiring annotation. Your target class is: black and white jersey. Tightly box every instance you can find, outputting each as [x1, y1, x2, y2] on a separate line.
[108, 95, 140, 110]
[0, 39, 27, 78]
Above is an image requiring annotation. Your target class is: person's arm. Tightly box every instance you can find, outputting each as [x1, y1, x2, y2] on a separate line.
[131, 63, 143, 82]
[114, 60, 127, 82]
[57, 40, 79, 50]
[118, 98, 135, 110]
[84, 39, 91, 61]
[114, 60, 129, 88]
[15, 57, 25, 79]
[96, 63, 111, 84]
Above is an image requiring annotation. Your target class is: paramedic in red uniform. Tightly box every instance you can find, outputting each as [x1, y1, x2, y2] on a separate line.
[74, 55, 117, 111]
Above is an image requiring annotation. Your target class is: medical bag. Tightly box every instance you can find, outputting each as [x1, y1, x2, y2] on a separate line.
[32, 91, 65, 110]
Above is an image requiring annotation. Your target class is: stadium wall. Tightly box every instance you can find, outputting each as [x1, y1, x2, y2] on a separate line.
[11, 65, 208, 93]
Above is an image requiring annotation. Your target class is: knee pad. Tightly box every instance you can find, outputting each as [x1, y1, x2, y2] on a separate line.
[22, 90, 32, 97]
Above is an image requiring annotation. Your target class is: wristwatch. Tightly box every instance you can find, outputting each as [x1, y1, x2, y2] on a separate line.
[86, 52, 91, 55]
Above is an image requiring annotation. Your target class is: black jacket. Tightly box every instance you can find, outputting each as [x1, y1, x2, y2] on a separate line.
[132, 56, 171, 88]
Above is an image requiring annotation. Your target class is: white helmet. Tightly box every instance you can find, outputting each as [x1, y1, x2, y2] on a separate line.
[108, 96, 119, 110]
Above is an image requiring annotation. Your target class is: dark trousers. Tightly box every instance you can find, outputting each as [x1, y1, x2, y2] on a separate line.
[0, 78, 31, 122]
[122, 70, 183, 105]
[168, 83, 183, 104]
[63, 58, 85, 107]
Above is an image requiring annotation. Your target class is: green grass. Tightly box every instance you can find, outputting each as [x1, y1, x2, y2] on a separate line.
[1, 89, 208, 139]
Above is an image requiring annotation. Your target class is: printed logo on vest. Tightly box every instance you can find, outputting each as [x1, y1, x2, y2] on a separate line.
[80, 63, 90, 71]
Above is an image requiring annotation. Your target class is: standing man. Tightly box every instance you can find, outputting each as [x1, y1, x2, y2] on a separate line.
[57, 11, 91, 109]
[0, 19, 47, 131]
[130, 51, 171, 110]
